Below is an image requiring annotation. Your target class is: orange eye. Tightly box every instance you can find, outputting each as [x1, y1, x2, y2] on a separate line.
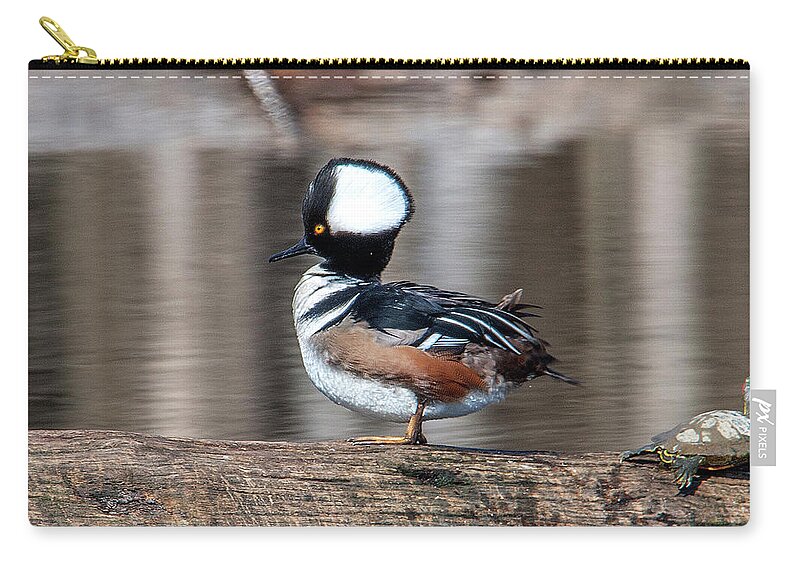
[314, 224, 326, 235]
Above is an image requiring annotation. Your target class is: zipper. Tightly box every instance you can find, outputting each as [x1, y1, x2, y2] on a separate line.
[32, 16, 749, 70]
[38, 17, 99, 65]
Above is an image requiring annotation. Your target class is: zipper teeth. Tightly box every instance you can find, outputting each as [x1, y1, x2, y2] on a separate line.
[32, 57, 749, 69]
[104, 57, 749, 68]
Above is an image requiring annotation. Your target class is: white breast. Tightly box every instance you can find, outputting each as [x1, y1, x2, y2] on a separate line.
[291, 264, 509, 422]
[292, 265, 358, 338]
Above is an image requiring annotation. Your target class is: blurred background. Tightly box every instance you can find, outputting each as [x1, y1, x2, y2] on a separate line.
[28, 69, 748, 451]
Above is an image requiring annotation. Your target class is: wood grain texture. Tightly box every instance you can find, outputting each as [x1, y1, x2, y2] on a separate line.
[28, 430, 749, 526]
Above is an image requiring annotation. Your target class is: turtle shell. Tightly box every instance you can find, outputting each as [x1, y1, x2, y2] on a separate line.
[652, 410, 750, 468]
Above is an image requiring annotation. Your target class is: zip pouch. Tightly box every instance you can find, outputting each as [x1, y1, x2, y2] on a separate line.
[28, 17, 750, 527]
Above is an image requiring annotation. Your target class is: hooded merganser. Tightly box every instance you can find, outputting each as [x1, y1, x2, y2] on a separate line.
[269, 158, 577, 445]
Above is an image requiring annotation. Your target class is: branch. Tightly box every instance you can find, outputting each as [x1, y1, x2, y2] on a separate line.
[28, 430, 749, 526]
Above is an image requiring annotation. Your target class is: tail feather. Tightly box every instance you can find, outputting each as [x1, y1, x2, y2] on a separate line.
[544, 367, 582, 386]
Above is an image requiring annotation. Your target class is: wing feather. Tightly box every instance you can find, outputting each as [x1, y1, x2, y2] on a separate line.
[329, 281, 547, 357]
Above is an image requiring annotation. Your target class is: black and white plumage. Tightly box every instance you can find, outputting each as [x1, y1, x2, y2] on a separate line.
[270, 158, 577, 441]
[304, 279, 544, 356]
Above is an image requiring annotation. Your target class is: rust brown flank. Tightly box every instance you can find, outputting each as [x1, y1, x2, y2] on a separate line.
[319, 328, 487, 402]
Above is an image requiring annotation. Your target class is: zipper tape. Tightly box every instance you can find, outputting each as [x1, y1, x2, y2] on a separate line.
[29, 57, 750, 70]
[32, 16, 749, 70]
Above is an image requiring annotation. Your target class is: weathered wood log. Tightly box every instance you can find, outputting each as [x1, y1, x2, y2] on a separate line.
[28, 430, 749, 526]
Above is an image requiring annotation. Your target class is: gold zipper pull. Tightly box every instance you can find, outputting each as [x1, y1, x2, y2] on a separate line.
[39, 16, 98, 64]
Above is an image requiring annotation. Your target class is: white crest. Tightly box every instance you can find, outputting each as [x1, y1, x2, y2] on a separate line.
[326, 164, 410, 235]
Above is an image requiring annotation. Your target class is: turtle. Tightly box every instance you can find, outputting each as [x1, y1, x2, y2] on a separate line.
[620, 378, 750, 490]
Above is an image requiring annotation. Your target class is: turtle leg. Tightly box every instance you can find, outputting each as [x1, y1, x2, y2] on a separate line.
[349, 400, 427, 446]
[672, 456, 705, 490]
[620, 444, 658, 463]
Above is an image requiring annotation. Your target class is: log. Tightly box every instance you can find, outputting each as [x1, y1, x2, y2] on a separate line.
[28, 430, 749, 526]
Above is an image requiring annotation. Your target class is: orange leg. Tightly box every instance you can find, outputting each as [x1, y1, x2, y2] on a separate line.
[349, 400, 427, 445]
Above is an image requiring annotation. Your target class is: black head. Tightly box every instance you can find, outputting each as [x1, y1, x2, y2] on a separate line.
[269, 158, 414, 278]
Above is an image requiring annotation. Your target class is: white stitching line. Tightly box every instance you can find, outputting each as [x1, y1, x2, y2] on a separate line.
[29, 74, 750, 80]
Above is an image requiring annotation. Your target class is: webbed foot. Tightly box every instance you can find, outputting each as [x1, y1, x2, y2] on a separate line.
[673, 456, 704, 490]
[348, 400, 427, 446]
[348, 434, 426, 446]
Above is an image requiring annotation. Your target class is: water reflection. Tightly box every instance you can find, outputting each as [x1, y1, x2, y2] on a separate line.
[28, 71, 748, 451]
